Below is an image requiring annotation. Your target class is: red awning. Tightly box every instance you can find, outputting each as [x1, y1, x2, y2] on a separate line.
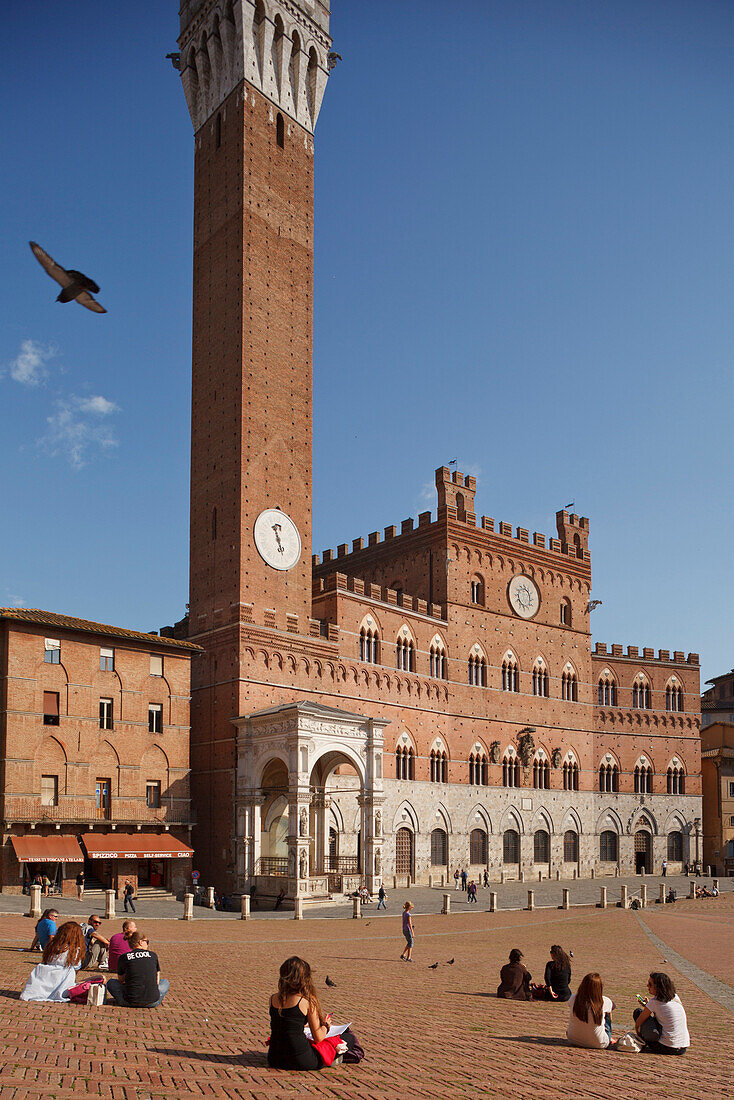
[81, 832, 193, 860]
[11, 835, 84, 863]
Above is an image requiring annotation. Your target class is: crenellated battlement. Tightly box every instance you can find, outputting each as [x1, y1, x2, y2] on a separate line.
[313, 466, 591, 574]
[593, 642, 699, 666]
[178, 0, 332, 134]
[313, 572, 446, 622]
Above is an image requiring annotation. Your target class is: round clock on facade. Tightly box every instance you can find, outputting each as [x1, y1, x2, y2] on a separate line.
[254, 508, 302, 571]
[508, 574, 540, 619]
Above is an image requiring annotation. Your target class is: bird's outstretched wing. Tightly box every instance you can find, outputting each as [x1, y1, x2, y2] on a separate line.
[76, 290, 107, 314]
[29, 241, 73, 288]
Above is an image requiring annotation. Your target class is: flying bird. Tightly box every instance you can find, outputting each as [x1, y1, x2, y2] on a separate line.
[428, 962, 439, 970]
[29, 241, 106, 313]
[325, 975, 337, 987]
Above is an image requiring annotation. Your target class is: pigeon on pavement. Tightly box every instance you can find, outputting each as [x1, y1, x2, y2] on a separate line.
[428, 962, 439, 970]
[29, 241, 106, 313]
[325, 975, 337, 987]
[446, 957, 455, 965]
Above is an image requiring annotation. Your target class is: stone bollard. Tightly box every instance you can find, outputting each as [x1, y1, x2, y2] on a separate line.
[352, 897, 361, 919]
[659, 883, 666, 905]
[241, 894, 250, 920]
[556, 869, 560, 881]
[489, 891, 497, 913]
[641, 866, 646, 877]
[183, 893, 194, 920]
[538, 871, 543, 882]
[407, 874, 412, 888]
[519, 870, 525, 883]
[294, 897, 303, 920]
[105, 890, 115, 919]
[640, 884, 647, 908]
[206, 886, 215, 909]
[526, 890, 534, 912]
[689, 881, 696, 899]
[29, 884, 42, 919]
[707, 866, 712, 877]
[573, 868, 578, 879]
[591, 867, 596, 879]
[442, 893, 451, 915]
[619, 885, 628, 909]
[598, 886, 607, 909]
[500, 870, 506, 884]
[562, 888, 570, 910]
[615, 866, 620, 877]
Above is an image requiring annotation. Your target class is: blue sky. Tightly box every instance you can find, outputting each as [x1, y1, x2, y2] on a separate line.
[1, 1, 732, 685]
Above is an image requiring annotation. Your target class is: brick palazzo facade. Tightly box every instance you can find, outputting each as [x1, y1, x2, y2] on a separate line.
[0, 610, 200, 896]
[175, 1, 701, 902]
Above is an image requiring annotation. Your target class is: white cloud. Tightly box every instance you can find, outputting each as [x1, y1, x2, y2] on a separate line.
[4, 595, 26, 609]
[40, 394, 120, 469]
[5, 339, 55, 386]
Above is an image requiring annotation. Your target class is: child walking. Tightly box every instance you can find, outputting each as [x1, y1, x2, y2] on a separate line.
[400, 901, 415, 962]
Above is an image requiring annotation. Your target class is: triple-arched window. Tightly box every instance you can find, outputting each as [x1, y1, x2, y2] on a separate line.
[359, 626, 379, 664]
[563, 758, 579, 791]
[599, 761, 619, 793]
[430, 639, 447, 679]
[502, 753, 521, 788]
[634, 763, 653, 794]
[502, 654, 519, 692]
[395, 745, 415, 780]
[632, 676, 651, 709]
[532, 755, 550, 790]
[468, 652, 487, 687]
[561, 667, 578, 701]
[430, 749, 448, 783]
[532, 660, 549, 697]
[667, 764, 685, 795]
[469, 752, 488, 786]
[597, 672, 617, 706]
[396, 635, 415, 672]
[665, 682, 684, 711]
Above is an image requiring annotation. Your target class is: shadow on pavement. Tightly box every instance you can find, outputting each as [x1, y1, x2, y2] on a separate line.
[0, 989, 21, 1000]
[149, 1047, 268, 1067]
[497, 1036, 570, 1047]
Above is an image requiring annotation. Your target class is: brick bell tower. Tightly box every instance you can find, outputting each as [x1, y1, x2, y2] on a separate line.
[177, 0, 331, 886]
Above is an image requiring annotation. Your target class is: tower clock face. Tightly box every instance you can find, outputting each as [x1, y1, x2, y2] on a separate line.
[508, 575, 540, 619]
[254, 509, 302, 571]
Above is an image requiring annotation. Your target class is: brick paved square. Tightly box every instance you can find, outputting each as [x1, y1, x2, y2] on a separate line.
[0, 898, 731, 1099]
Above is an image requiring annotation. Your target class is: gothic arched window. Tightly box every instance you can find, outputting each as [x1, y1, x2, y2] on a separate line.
[502, 654, 519, 692]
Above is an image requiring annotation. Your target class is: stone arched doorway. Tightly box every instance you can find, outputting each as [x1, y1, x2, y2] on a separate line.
[634, 829, 652, 873]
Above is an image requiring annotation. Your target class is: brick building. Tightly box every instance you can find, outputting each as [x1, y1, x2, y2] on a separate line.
[0, 610, 200, 897]
[701, 670, 734, 875]
[173, 0, 701, 902]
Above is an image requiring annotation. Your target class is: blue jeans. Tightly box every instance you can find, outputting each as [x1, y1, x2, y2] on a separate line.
[604, 1014, 612, 1041]
[107, 978, 169, 1007]
[377, 897, 386, 909]
[124, 896, 136, 912]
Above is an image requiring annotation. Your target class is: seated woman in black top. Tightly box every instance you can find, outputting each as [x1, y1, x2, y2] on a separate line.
[532, 944, 572, 1001]
[268, 956, 331, 1071]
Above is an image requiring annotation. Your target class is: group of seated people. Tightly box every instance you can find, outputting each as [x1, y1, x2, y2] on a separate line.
[20, 914, 169, 1008]
[497, 945, 689, 1054]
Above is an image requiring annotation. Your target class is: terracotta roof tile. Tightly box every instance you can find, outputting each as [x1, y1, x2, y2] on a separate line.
[0, 608, 202, 652]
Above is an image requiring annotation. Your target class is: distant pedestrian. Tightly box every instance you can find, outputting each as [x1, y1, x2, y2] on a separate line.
[454, 868, 460, 891]
[483, 870, 489, 888]
[377, 884, 387, 910]
[662, 859, 667, 877]
[123, 880, 136, 913]
[695, 862, 701, 877]
[468, 880, 477, 904]
[76, 871, 85, 901]
[400, 901, 414, 962]
[250, 882, 258, 909]
[42, 874, 51, 896]
[274, 888, 285, 910]
[461, 869, 467, 891]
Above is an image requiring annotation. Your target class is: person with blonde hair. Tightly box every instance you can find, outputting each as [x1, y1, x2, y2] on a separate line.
[20, 921, 85, 1002]
[400, 901, 415, 961]
[268, 956, 332, 1070]
[566, 973, 616, 1049]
